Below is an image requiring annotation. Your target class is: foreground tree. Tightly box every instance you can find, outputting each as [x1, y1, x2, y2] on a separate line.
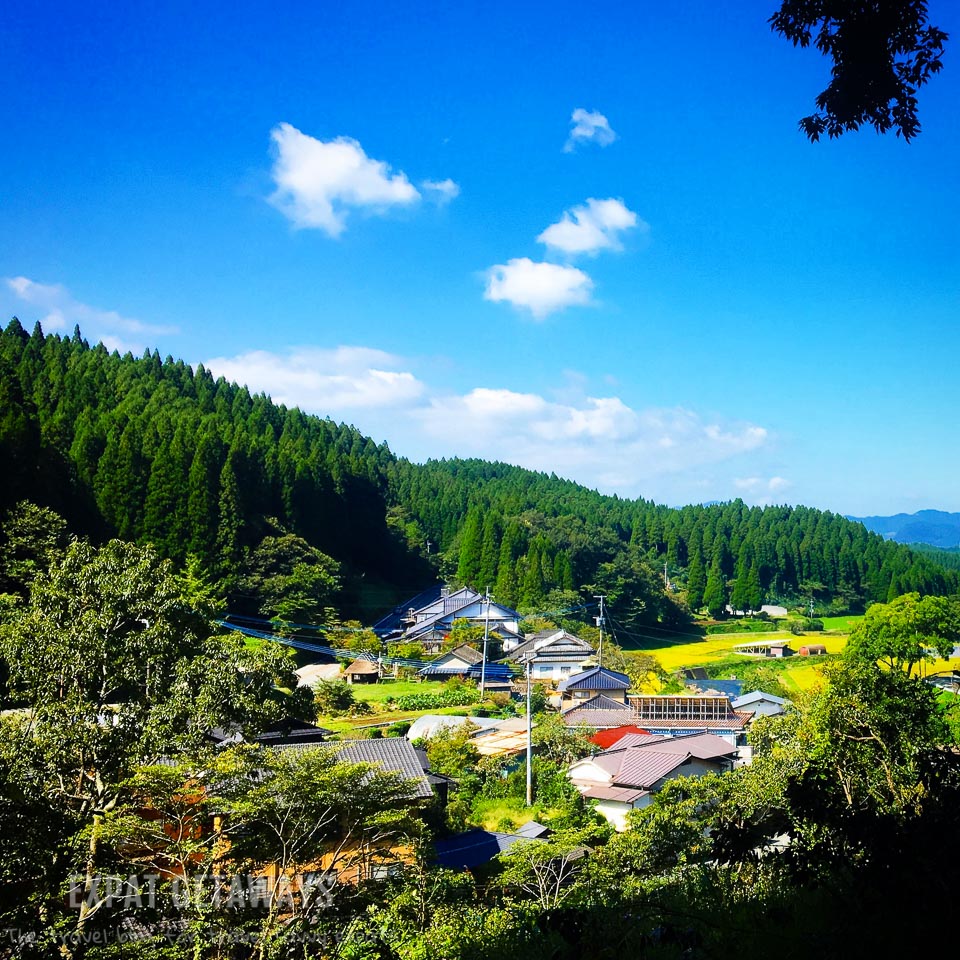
[0, 539, 311, 955]
[771, 0, 948, 141]
[844, 591, 960, 672]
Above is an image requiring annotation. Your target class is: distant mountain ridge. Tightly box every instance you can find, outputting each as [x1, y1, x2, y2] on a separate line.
[850, 510, 960, 549]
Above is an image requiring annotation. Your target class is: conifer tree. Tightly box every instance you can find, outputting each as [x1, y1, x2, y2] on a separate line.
[477, 512, 502, 591]
[686, 549, 706, 611]
[455, 509, 483, 587]
[703, 554, 728, 619]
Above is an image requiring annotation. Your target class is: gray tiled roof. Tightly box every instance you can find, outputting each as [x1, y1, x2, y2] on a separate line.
[273, 738, 433, 799]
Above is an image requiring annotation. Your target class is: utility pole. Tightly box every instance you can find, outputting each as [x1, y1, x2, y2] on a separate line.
[480, 588, 490, 697]
[525, 659, 533, 806]
[594, 594, 605, 667]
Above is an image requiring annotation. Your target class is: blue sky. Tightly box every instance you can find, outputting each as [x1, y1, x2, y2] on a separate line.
[3, 1, 959, 516]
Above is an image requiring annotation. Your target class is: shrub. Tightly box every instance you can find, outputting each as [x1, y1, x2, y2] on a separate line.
[393, 687, 480, 710]
[314, 678, 356, 716]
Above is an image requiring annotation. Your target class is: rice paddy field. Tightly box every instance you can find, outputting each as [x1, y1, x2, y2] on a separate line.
[629, 615, 960, 693]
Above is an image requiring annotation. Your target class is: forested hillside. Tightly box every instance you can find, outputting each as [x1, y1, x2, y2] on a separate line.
[2, 319, 956, 627]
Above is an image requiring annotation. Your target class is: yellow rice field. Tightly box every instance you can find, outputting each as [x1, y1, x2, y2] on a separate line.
[644, 630, 848, 672]
[637, 624, 960, 694]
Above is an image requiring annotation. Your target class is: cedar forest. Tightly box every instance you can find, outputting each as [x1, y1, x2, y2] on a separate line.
[1, 319, 956, 632]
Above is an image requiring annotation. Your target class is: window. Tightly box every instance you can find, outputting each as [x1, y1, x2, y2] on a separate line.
[368, 861, 403, 880]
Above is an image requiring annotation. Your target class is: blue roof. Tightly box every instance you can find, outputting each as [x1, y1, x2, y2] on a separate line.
[372, 584, 445, 636]
[417, 663, 514, 680]
[433, 824, 547, 869]
[557, 666, 631, 692]
[699, 679, 744, 698]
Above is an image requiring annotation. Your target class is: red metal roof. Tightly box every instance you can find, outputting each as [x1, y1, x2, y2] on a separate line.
[589, 724, 652, 749]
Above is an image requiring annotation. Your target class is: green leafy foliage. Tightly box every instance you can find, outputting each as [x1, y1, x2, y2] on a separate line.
[770, 0, 948, 141]
[845, 592, 960, 672]
[393, 688, 480, 710]
[0, 322, 955, 634]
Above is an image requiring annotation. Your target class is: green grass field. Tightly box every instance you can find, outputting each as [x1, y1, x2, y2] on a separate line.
[470, 797, 568, 831]
[820, 615, 864, 632]
[348, 679, 447, 702]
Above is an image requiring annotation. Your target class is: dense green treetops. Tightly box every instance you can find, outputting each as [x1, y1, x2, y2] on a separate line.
[1, 319, 956, 632]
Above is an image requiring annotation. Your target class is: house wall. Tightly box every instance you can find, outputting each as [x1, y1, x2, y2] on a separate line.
[566, 688, 628, 704]
[743, 701, 785, 717]
[568, 759, 611, 786]
[591, 796, 651, 832]
[658, 758, 725, 784]
[532, 658, 591, 682]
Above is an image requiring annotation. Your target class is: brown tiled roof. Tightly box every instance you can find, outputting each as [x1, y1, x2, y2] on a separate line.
[580, 785, 649, 804]
[564, 709, 638, 730]
[606, 732, 736, 760]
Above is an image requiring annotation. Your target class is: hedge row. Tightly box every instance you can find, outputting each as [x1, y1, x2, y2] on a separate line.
[392, 689, 481, 710]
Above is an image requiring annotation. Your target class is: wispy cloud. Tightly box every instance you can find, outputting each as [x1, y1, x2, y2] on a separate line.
[733, 475, 791, 505]
[537, 198, 645, 256]
[203, 346, 426, 411]
[203, 344, 771, 499]
[267, 123, 422, 236]
[418, 392, 768, 489]
[483, 258, 593, 319]
[4, 276, 177, 352]
[421, 178, 460, 203]
[564, 108, 617, 152]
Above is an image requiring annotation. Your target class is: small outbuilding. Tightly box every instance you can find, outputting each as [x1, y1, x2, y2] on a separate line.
[798, 643, 827, 656]
[344, 658, 382, 684]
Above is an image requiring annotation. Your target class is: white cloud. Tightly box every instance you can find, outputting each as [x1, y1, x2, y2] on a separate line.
[484, 258, 593, 319]
[537, 198, 645, 256]
[421, 178, 460, 203]
[417, 391, 768, 491]
[564, 108, 617, 152]
[268, 123, 421, 236]
[203, 346, 426, 412]
[200, 343, 771, 500]
[4, 276, 177, 352]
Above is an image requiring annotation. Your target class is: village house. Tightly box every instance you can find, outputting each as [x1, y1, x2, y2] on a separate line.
[374, 585, 524, 650]
[502, 629, 596, 682]
[433, 821, 551, 871]
[343, 657, 382, 684]
[568, 732, 737, 831]
[561, 694, 635, 731]
[557, 666, 632, 705]
[406, 714, 535, 758]
[730, 690, 790, 717]
[627, 695, 751, 746]
[416, 643, 514, 686]
[255, 737, 440, 883]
